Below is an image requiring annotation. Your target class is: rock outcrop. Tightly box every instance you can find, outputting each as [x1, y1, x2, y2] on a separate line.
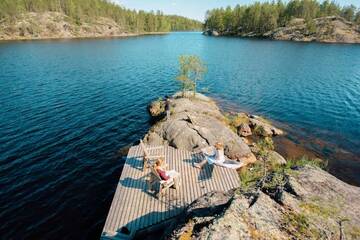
[264, 16, 360, 43]
[249, 115, 284, 137]
[169, 166, 360, 239]
[238, 123, 252, 137]
[146, 92, 256, 164]
[205, 16, 360, 44]
[0, 12, 163, 41]
[203, 30, 219, 36]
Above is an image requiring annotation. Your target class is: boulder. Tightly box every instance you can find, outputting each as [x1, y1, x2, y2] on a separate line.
[148, 99, 165, 118]
[212, 30, 219, 36]
[249, 116, 284, 137]
[268, 150, 287, 165]
[143, 131, 164, 146]
[237, 123, 252, 137]
[186, 191, 234, 218]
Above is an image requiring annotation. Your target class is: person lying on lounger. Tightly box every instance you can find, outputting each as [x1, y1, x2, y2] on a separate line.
[194, 142, 244, 170]
[154, 158, 179, 181]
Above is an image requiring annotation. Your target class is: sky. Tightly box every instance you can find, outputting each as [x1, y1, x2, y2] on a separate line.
[115, 0, 359, 22]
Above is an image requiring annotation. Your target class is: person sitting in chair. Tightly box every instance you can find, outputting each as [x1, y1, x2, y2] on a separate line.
[195, 142, 244, 170]
[155, 158, 179, 181]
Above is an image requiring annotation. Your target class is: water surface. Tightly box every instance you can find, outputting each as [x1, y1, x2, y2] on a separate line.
[0, 32, 359, 239]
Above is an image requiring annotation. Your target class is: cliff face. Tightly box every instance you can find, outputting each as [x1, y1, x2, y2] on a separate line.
[0, 12, 155, 41]
[170, 166, 360, 240]
[204, 16, 360, 44]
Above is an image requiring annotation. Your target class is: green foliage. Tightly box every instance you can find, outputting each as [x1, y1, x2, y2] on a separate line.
[0, 0, 202, 32]
[306, 18, 317, 33]
[340, 4, 357, 21]
[224, 113, 249, 129]
[283, 211, 314, 238]
[239, 154, 327, 192]
[299, 201, 339, 218]
[176, 55, 207, 97]
[356, 12, 360, 25]
[285, 156, 327, 169]
[204, 0, 360, 35]
[257, 137, 274, 158]
[239, 161, 264, 191]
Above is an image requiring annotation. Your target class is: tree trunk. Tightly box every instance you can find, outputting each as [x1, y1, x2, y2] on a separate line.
[193, 81, 196, 97]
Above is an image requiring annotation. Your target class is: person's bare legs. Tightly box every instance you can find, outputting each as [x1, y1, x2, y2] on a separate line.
[194, 159, 207, 169]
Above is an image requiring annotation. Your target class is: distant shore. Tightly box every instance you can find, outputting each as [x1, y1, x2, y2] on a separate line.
[204, 16, 360, 44]
[0, 31, 168, 42]
[0, 11, 178, 42]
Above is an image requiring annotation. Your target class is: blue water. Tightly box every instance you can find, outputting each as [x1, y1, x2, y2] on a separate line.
[0, 32, 359, 239]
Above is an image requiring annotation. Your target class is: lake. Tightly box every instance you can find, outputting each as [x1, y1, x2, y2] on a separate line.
[0, 32, 359, 239]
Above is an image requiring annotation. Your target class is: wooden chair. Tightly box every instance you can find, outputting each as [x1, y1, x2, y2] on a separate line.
[147, 166, 179, 199]
[139, 140, 165, 170]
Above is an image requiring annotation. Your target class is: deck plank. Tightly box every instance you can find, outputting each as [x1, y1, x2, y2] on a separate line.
[102, 145, 240, 238]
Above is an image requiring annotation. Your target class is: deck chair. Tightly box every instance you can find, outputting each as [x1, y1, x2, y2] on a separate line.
[139, 140, 165, 170]
[147, 166, 179, 199]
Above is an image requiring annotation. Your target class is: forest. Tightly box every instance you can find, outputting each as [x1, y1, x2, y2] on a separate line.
[204, 0, 360, 35]
[0, 0, 202, 32]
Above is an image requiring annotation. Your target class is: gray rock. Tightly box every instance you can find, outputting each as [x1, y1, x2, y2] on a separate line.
[238, 123, 252, 137]
[268, 151, 287, 165]
[249, 117, 284, 137]
[148, 99, 165, 118]
[212, 30, 219, 36]
[169, 166, 360, 240]
[143, 131, 164, 146]
[186, 191, 233, 218]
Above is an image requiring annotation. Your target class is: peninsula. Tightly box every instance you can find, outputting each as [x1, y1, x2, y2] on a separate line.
[204, 1, 360, 44]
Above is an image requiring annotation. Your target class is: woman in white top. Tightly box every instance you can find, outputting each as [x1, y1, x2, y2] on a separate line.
[195, 142, 244, 170]
[195, 142, 225, 169]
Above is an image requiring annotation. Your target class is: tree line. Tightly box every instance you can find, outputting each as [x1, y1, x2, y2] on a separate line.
[0, 0, 202, 32]
[204, 0, 360, 35]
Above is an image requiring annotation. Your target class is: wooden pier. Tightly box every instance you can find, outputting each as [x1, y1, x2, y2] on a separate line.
[101, 145, 240, 239]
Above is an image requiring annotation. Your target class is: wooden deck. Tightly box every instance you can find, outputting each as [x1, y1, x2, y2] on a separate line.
[101, 145, 240, 239]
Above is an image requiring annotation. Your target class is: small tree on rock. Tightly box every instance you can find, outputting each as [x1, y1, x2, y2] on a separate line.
[176, 55, 207, 97]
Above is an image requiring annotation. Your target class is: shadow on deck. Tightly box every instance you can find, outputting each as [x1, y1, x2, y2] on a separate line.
[101, 145, 239, 239]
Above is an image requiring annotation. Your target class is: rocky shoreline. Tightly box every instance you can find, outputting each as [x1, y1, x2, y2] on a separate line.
[140, 92, 360, 239]
[0, 12, 168, 41]
[204, 16, 360, 44]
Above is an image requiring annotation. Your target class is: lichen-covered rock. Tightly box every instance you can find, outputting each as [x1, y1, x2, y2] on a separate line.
[148, 99, 165, 118]
[168, 166, 360, 240]
[268, 151, 287, 165]
[249, 116, 284, 137]
[238, 123, 252, 137]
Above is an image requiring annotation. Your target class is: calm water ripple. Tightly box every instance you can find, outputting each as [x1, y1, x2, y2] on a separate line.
[0, 32, 359, 239]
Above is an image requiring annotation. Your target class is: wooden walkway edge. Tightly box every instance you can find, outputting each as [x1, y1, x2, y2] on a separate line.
[101, 145, 240, 239]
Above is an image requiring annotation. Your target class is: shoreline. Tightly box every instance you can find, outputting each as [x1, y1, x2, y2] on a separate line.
[213, 96, 360, 186]
[205, 34, 360, 45]
[0, 31, 169, 42]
